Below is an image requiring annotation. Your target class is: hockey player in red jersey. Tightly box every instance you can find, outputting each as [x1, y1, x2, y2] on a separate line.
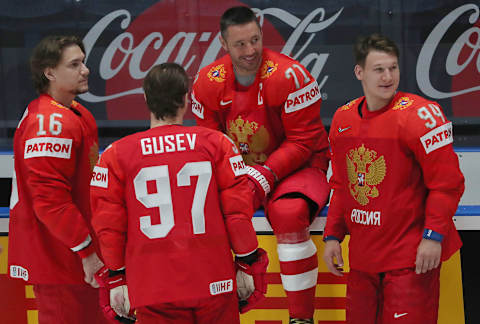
[91, 63, 269, 324]
[8, 35, 109, 324]
[192, 7, 330, 323]
[323, 33, 465, 324]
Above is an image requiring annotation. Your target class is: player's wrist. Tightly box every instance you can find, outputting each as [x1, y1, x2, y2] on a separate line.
[323, 235, 341, 242]
[246, 166, 273, 195]
[95, 266, 126, 289]
[76, 241, 95, 259]
[423, 229, 444, 242]
[246, 164, 276, 196]
[236, 250, 259, 266]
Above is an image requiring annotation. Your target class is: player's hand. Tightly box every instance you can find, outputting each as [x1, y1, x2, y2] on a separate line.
[95, 267, 136, 323]
[415, 238, 441, 274]
[245, 165, 275, 210]
[82, 252, 104, 288]
[235, 248, 269, 313]
[322, 240, 344, 276]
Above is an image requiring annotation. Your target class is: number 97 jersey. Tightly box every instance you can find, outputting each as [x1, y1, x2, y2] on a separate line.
[90, 124, 258, 308]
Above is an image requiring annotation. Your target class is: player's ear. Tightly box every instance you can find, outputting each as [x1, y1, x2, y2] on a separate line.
[219, 34, 228, 51]
[44, 67, 55, 81]
[354, 65, 363, 81]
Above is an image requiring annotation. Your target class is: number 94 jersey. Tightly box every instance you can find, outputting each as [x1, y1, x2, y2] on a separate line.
[90, 124, 258, 308]
[325, 91, 464, 273]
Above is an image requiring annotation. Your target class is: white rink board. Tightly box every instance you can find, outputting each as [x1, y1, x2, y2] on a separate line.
[1, 149, 479, 231]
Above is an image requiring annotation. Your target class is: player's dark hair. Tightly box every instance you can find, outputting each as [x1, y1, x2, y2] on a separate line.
[30, 35, 85, 94]
[143, 63, 189, 120]
[354, 33, 399, 67]
[220, 6, 261, 39]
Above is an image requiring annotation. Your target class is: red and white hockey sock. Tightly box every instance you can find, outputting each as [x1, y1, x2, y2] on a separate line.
[277, 238, 318, 319]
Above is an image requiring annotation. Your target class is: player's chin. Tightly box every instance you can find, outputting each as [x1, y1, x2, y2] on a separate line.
[378, 87, 395, 98]
[76, 85, 89, 95]
[241, 58, 261, 71]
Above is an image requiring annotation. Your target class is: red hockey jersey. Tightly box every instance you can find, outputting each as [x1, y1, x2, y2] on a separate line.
[192, 48, 329, 180]
[8, 94, 99, 284]
[90, 125, 258, 308]
[324, 92, 464, 273]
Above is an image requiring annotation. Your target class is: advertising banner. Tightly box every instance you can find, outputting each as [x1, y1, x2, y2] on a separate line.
[0, 1, 479, 147]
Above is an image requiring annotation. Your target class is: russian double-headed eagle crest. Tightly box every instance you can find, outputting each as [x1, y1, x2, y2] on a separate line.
[340, 98, 359, 111]
[392, 96, 414, 110]
[346, 144, 386, 206]
[207, 64, 226, 83]
[260, 60, 278, 79]
[227, 116, 269, 165]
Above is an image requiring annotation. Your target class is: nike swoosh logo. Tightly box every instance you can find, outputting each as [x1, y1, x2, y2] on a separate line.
[338, 126, 352, 133]
[220, 99, 232, 106]
[394, 313, 408, 319]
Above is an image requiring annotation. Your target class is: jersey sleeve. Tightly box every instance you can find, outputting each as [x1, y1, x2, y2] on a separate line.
[323, 113, 348, 241]
[21, 113, 92, 254]
[212, 133, 258, 256]
[90, 144, 128, 270]
[265, 63, 327, 179]
[403, 102, 465, 236]
[191, 75, 223, 131]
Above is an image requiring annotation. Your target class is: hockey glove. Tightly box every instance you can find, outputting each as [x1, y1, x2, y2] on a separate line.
[95, 267, 136, 323]
[235, 248, 269, 313]
[245, 165, 276, 209]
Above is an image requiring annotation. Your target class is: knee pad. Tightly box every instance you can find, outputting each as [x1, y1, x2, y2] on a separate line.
[267, 197, 310, 235]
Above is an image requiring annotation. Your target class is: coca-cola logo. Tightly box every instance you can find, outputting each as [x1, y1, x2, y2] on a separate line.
[79, 1, 342, 120]
[417, 3, 480, 116]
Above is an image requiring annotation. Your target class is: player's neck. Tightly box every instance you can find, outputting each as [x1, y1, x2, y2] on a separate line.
[150, 115, 183, 128]
[234, 69, 256, 87]
[364, 94, 395, 112]
[46, 89, 75, 108]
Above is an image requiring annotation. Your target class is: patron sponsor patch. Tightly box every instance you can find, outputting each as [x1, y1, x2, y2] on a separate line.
[209, 279, 233, 295]
[285, 81, 321, 113]
[420, 122, 453, 154]
[24, 137, 72, 159]
[91, 166, 108, 188]
[229, 155, 247, 176]
[191, 92, 204, 119]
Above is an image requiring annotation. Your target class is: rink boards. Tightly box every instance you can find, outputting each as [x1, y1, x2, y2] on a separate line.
[0, 149, 477, 323]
